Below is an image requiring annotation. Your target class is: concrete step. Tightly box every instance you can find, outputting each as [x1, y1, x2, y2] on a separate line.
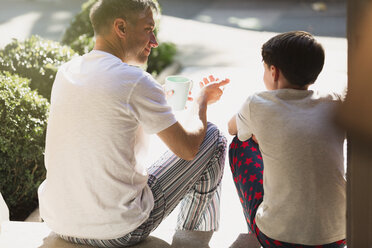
[0, 221, 90, 248]
[0, 221, 172, 248]
[0, 221, 262, 248]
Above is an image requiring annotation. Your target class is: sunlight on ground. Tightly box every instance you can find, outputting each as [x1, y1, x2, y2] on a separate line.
[0, 12, 40, 47]
[228, 17, 262, 30]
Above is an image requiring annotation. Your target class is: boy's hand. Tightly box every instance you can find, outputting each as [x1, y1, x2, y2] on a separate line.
[252, 134, 258, 144]
[198, 75, 230, 105]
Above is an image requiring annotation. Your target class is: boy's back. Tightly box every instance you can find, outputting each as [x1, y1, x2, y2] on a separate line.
[228, 31, 346, 246]
[237, 88, 346, 244]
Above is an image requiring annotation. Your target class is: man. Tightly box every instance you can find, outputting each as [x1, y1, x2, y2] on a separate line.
[38, 0, 229, 246]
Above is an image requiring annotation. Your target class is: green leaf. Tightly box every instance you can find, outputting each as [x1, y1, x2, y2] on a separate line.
[0, 71, 49, 220]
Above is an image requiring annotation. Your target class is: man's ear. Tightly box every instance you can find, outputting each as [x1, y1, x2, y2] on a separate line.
[270, 65, 280, 82]
[114, 18, 126, 38]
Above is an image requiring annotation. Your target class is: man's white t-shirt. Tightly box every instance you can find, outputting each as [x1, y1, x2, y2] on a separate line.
[38, 50, 177, 239]
[236, 89, 346, 245]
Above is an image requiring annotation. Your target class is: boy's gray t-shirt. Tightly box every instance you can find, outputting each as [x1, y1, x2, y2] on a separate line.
[237, 89, 346, 245]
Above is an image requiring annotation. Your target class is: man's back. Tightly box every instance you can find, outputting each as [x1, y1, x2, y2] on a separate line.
[39, 50, 176, 239]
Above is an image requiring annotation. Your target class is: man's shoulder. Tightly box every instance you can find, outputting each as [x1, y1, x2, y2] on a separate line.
[80, 50, 150, 79]
[117, 65, 149, 81]
[104, 62, 156, 87]
[59, 54, 82, 69]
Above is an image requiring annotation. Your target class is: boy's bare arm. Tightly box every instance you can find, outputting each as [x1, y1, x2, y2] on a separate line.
[228, 114, 258, 144]
[228, 115, 237, 135]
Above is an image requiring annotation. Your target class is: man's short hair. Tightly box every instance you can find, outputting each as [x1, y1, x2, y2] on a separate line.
[90, 0, 159, 35]
[261, 31, 325, 87]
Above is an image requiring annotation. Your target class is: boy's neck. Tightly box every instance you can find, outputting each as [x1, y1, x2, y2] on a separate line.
[268, 65, 311, 91]
[276, 78, 310, 90]
[278, 82, 309, 90]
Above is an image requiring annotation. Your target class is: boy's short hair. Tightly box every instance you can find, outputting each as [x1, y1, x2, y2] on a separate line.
[90, 0, 159, 35]
[261, 31, 325, 87]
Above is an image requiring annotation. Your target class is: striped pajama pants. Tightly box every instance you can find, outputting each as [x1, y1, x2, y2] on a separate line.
[60, 123, 227, 247]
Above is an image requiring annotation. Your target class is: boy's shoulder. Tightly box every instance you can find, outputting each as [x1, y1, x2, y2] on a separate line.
[250, 89, 344, 102]
[246, 89, 311, 103]
[241, 90, 343, 115]
[311, 90, 345, 103]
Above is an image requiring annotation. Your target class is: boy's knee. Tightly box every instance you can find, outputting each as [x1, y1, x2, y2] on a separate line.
[228, 136, 248, 173]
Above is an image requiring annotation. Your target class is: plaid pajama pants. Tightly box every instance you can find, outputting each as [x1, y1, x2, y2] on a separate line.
[229, 136, 346, 248]
[60, 123, 227, 247]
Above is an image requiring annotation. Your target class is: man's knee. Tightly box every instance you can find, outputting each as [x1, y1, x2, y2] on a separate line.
[206, 122, 218, 136]
[206, 122, 225, 144]
[207, 122, 227, 152]
[204, 122, 227, 179]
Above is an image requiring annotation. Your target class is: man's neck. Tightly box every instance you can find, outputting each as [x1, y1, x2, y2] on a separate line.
[94, 35, 125, 62]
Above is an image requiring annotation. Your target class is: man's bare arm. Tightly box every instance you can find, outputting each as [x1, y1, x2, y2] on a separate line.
[158, 77, 230, 160]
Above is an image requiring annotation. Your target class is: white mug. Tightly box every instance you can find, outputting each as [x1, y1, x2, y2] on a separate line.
[165, 75, 193, 111]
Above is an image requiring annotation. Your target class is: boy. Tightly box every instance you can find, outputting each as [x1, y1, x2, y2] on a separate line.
[227, 31, 346, 247]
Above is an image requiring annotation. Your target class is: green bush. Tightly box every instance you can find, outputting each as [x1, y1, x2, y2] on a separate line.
[61, 0, 177, 76]
[147, 41, 177, 77]
[61, 0, 96, 46]
[70, 34, 95, 55]
[0, 35, 77, 100]
[0, 72, 49, 220]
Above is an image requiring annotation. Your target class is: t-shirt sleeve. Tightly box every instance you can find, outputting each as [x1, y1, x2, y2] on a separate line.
[236, 96, 253, 141]
[129, 74, 177, 134]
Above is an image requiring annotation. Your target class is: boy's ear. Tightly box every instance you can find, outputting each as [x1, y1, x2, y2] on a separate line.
[270, 65, 280, 82]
